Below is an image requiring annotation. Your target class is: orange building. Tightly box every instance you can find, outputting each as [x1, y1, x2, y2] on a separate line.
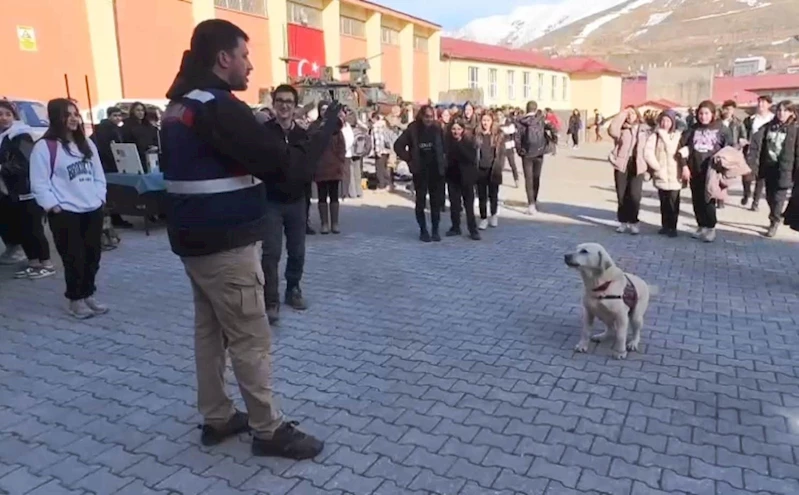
[1, 0, 440, 108]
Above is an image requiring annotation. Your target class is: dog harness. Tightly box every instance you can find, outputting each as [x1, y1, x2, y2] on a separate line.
[591, 276, 638, 312]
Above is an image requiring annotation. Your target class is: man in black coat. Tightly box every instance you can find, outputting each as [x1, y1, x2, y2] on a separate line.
[90, 106, 132, 228]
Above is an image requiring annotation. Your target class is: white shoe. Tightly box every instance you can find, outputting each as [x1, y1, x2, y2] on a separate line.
[692, 227, 706, 239]
[478, 218, 489, 230]
[68, 300, 94, 319]
[628, 223, 640, 235]
[702, 228, 716, 243]
[0, 245, 26, 265]
[616, 223, 629, 234]
[527, 204, 537, 215]
[489, 214, 498, 228]
[84, 296, 110, 315]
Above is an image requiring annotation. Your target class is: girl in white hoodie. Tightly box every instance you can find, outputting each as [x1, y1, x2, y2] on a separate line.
[644, 110, 689, 237]
[29, 98, 107, 319]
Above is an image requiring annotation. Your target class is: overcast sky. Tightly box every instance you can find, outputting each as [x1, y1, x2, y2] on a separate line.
[375, 0, 534, 30]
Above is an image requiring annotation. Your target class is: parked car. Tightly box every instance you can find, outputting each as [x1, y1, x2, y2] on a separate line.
[5, 98, 48, 139]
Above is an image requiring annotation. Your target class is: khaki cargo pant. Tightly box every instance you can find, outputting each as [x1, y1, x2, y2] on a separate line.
[181, 243, 283, 439]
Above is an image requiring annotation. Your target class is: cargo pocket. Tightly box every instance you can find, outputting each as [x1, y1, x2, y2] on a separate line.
[231, 271, 266, 321]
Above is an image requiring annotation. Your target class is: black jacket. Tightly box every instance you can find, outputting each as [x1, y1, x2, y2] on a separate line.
[514, 113, 554, 158]
[752, 118, 797, 189]
[678, 121, 732, 175]
[263, 120, 311, 203]
[394, 121, 446, 177]
[0, 130, 34, 201]
[121, 117, 159, 172]
[90, 119, 123, 173]
[164, 68, 338, 187]
[446, 136, 478, 185]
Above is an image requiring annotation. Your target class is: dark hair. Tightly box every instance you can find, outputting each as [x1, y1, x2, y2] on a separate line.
[696, 100, 717, 119]
[526, 101, 538, 113]
[0, 100, 20, 120]
[180, 19, 249, 74]
[776, 100, 795, 114]
[272, 84, 298, 104]
[107, 106, 122, 116]
[572, 109, 580, 115]
[43, 98, 93, 159]
[545, 107, 552, 113]
[415, 104, 435, 122]
[721, 100, 737, 109]
[129, 102, 150, 124]
[758, 95, 773, 104]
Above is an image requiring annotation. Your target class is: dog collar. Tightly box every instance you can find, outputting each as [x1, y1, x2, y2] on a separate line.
[592, 281, 612, 292]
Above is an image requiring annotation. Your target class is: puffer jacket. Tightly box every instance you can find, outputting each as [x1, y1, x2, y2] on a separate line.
[753, 118, 797, 189]
[608, 112, 652, 175]
[644, 129, 683, 191]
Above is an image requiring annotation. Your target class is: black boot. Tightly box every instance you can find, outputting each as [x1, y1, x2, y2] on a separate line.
[318, 203, 330, 234]
[431, 209, 441, 242]
[200, 410, 250, 446]
[251, 421, 324, 460]
[446, 226, 461, 237]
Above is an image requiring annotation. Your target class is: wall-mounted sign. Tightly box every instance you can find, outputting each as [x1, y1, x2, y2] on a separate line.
[17, 26, 37, 52]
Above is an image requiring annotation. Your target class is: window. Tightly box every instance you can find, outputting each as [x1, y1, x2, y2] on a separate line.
[214, 0, 267, 16]
[551, 75, 557, 100]
[468, 67, 479, 89]
[507, 70, 516, 100]
[523, 72, 531, 99]
[562, 76, 568, 101]
[340, 16, 365, 37]
[414, 36, 428, 51]
[488, 69, 498, 99]
[288, 2, 321, 28]
[537, 73, 544, 101]
[381, 26, 399, 45]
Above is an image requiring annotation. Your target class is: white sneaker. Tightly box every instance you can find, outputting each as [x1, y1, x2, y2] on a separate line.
[478, 218, 489, 230]
[68, 300, 94, 319]
[489, 214, 498, 228]
[628, 223, 640, 235]
[527, 204, 537, 216]
[0, 246, 25, 265]
[702, 228, 716, 243]
[692, 227, 706, 239]
[85, 296, 110, 315]
[616, 223, 629, 234]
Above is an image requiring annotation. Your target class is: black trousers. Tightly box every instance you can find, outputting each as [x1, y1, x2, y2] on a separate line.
[49, 208, 104, 301]
[316, 180, 340, 204]
[522, 156, 544, 206]
[571, 133, 579, 147]
[412, 168, 444, 232]
[261, 200, 306, 306]
[16, 200, 50, 261]
[0, 195, 22, 247]
[503, 149, 519, 182]
[304, 182, 312, 223]
[614, 167, 643, 224]
[658, 189, 681, 231]
[476, 175, 499, 218]
[447, 179, 477, 233]
[765, 175, 790, 225]
[742, 174, 765, 203]
[375, 154, 390, 189]
[689, 173, 717, 228]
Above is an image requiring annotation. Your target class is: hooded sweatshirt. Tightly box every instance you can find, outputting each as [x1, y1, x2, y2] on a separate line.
[0, 122, 35, 200]
[29, 139, 106, 213]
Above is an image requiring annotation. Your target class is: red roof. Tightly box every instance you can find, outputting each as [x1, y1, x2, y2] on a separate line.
[743, 73, 799, 91]
[440, 37, 621, 75]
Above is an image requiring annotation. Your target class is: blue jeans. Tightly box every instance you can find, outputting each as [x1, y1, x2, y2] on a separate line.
[261, 200, 306, 306]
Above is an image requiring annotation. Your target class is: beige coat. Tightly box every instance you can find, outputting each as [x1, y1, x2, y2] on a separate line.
[644, 129, 683, 191]
[608, 112, 651, 175]
[706, 146, 751, 202]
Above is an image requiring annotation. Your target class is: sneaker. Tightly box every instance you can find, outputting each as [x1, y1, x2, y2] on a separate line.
[200, 410, 250, 446]
[419, 231, 431, 243]
[266, 304, 280, 324]
[740, 196, 749, 206]
[691, 227, 706, 239]
[765, 223, 779, 238]
[702, 228, 717, 243]
[489, 214, 498, 228]
[445, 227, 461, 237]
[478, 219, 489, 230]
[469, 231, 481, 241]
[628, 223, 640, 235]
[251, 421, 324, 460]
[750, 203, 760, 212]
[431, 231, 441, 242]
[526, 204, 537, 216]
[68, 300, 94, 319]
[84, 296, 109, 315]
[14, 266, 37, 279]
[0, 246, 25, 265]
[285, 287, 308, 310]
[616, 223, 629, 234]
[28, 266, 56, 280]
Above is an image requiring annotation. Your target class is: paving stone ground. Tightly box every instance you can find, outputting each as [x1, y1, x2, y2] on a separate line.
[1, 142, 799, 495]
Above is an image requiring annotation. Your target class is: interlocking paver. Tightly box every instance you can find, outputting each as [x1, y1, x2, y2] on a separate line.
[2, 143, 798, 494]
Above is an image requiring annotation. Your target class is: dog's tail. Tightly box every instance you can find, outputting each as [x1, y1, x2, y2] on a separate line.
[649, 285, 660, 297]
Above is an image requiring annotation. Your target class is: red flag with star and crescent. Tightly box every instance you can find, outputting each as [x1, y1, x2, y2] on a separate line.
[287, 24, 326, 79]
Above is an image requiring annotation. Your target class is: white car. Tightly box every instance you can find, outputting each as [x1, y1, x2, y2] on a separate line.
[7, 98, 48, 140]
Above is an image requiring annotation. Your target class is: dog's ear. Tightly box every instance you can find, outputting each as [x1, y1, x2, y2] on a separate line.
[598, 250, 613, 271]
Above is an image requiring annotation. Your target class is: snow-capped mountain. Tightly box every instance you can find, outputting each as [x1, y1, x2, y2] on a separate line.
[450, 0, 798, 73]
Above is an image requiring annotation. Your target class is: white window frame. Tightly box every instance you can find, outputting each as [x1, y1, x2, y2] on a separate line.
[287, 2, 321, 28]
[468, 66, 479, 89]
[537, 73, 544, 101]
[414, 36, 428, 51]
[489, 69, 498, 99]
[551, 75, 557, 100]
[214, 0, 267, 16]
[562, 76, 568, 101]
[381, 26, 399, 45]
[340, 16, 365, 38]
[507, 70, 515, 101]
[523, 71, 531, 99]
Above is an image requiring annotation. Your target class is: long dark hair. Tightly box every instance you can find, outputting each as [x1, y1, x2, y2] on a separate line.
[415, 104, 435, 124]
[0, 100, 20, 121]
[42, 98, 93, 159]
[128, 102, 151, 125]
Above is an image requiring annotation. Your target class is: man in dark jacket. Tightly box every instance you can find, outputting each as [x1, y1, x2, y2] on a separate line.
[160, 19, 341, 461]
[260, 84, 318, 324]
[90, 107, 132, 228]
[515, 101, 554, 215]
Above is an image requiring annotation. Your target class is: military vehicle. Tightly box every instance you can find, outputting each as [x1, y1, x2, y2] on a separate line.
[290, 57, 402, 118]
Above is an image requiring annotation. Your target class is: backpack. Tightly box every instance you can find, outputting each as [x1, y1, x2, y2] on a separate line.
[521, 118, 548, 157]
[45, 139, 58, 178]
[351, 129, 372, 158]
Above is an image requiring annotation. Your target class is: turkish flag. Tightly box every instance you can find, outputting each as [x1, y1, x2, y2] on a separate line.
[287, 24, 326, 79]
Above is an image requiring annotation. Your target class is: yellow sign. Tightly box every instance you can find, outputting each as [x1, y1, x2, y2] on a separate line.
[17, 26, 37, 52]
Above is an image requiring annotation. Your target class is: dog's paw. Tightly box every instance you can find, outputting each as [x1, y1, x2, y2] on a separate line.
[626, 340, 640, 352]
[574, 341, 589, 353]
[612, 350, 628, 360]
[590, 332, 607, 343]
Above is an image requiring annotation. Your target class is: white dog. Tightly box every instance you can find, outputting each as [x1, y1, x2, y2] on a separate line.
[564, 242, 654, 359]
